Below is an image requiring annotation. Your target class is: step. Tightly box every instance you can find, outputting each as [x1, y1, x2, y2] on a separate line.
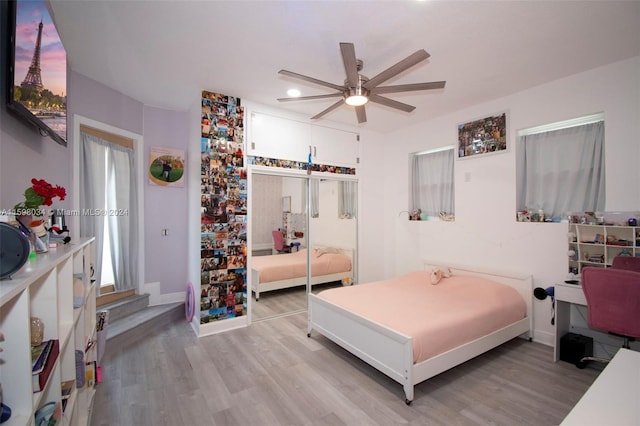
[99, 293, 150, 323]
[96, 288, 134, 306]
[105, 302, 184, 345]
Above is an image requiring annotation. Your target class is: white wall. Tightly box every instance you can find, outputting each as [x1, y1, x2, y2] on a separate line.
[310, 180, 357, 251]
[251, 174, 283, 249]
[350, 127, 386, 284]
[363, 57, 639, 346]
[282, 176, 304, 214]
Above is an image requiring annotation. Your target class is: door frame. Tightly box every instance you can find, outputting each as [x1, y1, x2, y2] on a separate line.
[72, 114, 145, 297]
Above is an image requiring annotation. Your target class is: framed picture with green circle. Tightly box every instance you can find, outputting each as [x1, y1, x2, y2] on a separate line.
[149, 147, 185, 187]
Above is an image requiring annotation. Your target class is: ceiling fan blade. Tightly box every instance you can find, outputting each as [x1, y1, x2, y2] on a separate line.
[371, 81, 446, 94]
[355, 105, 367, 124]
[311, 99, 344, 120]
[363, 50, 430, 90]
[369, 94, 415, 113]
[277, 93, 344, 102]
[340, 42, 359, 87]
[278, 69, 345, 92]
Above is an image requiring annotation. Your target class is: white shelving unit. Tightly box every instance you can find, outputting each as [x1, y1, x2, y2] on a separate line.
[568, 223, 639, 274]
[0, 238, 96, 426]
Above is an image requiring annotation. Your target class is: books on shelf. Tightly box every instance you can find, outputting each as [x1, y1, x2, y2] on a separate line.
[33, 339, 59, 393]
[85, 361, 97, 388]
[61, 379, 74, 400]
[31, 339, 54, 375]
[61, 379, 75, 412]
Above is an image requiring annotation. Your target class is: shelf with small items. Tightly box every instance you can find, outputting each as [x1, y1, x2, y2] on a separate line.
[0, 238, 95, 426]
[568, 217, 639, 277]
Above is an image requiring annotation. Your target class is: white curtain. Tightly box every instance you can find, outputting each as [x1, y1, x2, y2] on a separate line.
[309, 179, 319, 218]
[107, 145, 138, 291]
[338, 181, 357, 218]
[412, 148, 455, 217]
[79, 132, 138, 292]
[517, 121, 605, 219]
[79, 134, 106, 286]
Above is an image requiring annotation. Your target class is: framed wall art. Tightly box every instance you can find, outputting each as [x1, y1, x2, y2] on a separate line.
[457, 112, 507, 159]
[149, 146, 185, 187]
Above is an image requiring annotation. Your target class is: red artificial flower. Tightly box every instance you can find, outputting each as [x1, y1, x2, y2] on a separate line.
[14, 178, 66, 215]
[30, 178, 66, 206]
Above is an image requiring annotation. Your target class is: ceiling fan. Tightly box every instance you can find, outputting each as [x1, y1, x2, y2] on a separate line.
[277, 42, 446, 124]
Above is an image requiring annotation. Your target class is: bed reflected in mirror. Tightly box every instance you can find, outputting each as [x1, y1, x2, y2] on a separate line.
[251, 173, 308, 322]
[250, 172, 357, 322]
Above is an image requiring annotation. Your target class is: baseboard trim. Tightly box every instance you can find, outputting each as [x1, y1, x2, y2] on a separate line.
[144, 281, 185, 306]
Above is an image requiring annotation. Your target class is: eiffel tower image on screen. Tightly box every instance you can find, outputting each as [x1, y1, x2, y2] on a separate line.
[21, 20, 44, 94]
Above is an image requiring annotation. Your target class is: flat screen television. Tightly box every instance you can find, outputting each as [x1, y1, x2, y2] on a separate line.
[5, 0, 67, 146]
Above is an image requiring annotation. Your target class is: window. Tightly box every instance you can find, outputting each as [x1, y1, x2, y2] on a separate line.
[516, 113, 605, 221]
[338, 181, 357, 219]
[309, 179, 319, 218]
[411, 147, 455, 220]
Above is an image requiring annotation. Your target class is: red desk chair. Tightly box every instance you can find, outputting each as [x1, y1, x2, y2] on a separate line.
[611, 255, 640, 272]
[272, 230, 291, 254]
[580, 263, 640, 364]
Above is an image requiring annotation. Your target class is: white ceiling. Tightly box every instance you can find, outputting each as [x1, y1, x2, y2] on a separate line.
[50, 0, 640, 134]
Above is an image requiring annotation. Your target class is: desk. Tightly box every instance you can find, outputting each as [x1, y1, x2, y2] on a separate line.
[284, 237, 304, 252]
[561, 348, 640, 425]
[554, 281, 587, 361]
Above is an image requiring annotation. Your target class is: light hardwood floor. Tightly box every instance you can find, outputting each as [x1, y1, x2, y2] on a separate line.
[91, 312, 600, 426]
[252, 282, 342, 322]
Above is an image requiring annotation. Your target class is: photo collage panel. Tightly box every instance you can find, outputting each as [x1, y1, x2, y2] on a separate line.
[200, 90, 247, 323]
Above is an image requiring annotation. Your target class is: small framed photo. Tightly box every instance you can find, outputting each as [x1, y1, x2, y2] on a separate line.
[457, 112, 507, 159]
[149, 147, 185, 187]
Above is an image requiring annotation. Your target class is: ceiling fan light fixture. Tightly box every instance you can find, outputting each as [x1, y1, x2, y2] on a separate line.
[345, 95, 368, 106]
[277, 42, 444, 123]
[345, 86, 369, 106]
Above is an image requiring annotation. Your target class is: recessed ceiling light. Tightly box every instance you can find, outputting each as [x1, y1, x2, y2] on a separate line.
[287, 88, 301, 97]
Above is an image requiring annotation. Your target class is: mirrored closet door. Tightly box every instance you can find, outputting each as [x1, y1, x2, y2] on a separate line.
[250, 172, 309, 321]
[250, 171, 357, 322]
[308, 178, 358, 296]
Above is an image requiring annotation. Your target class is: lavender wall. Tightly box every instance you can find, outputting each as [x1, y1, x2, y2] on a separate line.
[143, 106, 190, 294]
[68, 70, 144, 136]
[0, 104, 71, 215]
[1, 62, 191, 299]
[70, 73, 191, 299]
[66, 69, 144, 219]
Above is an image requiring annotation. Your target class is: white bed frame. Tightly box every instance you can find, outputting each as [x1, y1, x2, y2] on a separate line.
[307, 261, 532, 404]
[251, 247, 354, 300]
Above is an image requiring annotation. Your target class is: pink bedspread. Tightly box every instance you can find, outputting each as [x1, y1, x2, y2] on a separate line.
[317, 270, 526, 363]
[252, 249, 352, 284]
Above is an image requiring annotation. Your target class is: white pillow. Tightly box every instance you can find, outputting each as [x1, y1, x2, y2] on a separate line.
[314, 246, 340, 257]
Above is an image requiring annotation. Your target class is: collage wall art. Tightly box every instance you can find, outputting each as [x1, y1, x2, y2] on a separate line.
[200, 90, 247, 323]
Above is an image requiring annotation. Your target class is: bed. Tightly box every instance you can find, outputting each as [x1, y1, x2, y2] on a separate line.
[307, 261, 532, 404]
[251, 246, 353, 300]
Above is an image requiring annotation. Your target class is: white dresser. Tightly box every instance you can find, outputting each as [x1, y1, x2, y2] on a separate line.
[561, 348, 640, 425]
